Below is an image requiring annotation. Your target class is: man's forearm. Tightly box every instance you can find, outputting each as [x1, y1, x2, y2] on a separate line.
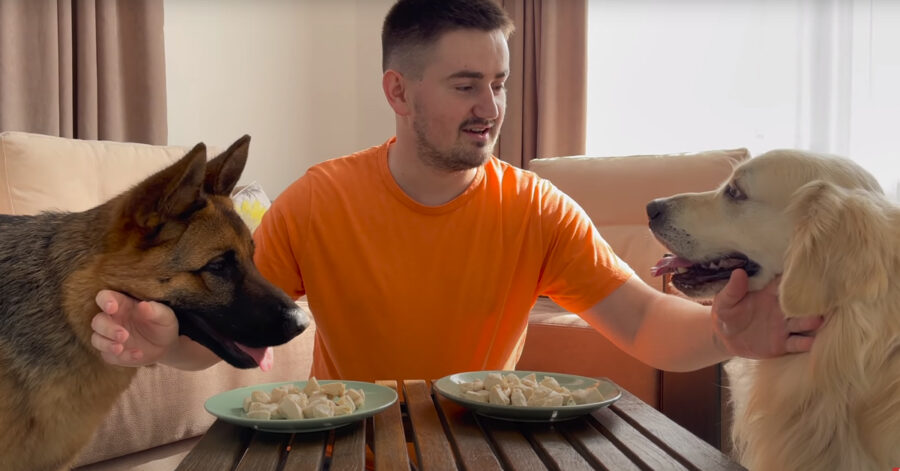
[633, 293, 732, 372]
[580, 277, 733, 372]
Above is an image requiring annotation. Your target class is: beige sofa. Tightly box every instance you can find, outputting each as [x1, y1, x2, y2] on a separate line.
[0, 131, 747, 468]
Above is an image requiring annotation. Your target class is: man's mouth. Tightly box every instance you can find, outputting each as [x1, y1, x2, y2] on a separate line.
[461, 123, 492, 138]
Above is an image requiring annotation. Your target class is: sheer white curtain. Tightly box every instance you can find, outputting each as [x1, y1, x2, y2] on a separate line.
[586, 0, 899, 200]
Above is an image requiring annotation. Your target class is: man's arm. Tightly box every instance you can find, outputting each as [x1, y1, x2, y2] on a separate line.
[579, 270, 823, 372]
[579, 276, 726, 371]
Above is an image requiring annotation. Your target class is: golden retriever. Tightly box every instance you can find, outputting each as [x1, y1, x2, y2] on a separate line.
[646, 149, 899, 470]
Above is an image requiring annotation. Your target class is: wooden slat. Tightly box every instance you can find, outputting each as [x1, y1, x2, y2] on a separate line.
[282, 431, 328, 471]
[524, 422, 595, 471]
[591, 406, 689, 470]
[433, 392, 503, 471]
[477, 416, 546, 470]
[403, 380, 457, 471]
[176, 420, 251, 470]
[329, 421, 366, 470]
[235, 430, 289, 471]
[556, 416, 641, 471]
[383, 379, 405, 403]
[612, 390, 746, 470]
[374, 380, 410, 470]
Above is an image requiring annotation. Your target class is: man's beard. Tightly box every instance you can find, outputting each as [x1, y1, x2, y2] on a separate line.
[413, 117, 495, 172]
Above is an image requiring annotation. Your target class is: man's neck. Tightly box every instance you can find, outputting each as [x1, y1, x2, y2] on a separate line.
[387, 138, 480, 206]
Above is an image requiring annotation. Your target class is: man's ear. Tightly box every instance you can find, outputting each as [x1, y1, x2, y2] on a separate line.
[781, 181, 889, 316]
[204, 134, 249, 196]
[383, 69, 412, 116]
[126, 142, 208, 231]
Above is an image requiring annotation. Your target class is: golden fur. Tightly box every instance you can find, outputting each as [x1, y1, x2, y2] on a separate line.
[649, 149, 899, 470]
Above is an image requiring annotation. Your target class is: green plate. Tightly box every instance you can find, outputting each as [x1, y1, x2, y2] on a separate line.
[433, 371, 621, 422]
[204, 380, 398, 433]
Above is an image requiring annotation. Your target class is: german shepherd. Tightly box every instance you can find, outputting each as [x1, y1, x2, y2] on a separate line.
[0, 135, 309, 470]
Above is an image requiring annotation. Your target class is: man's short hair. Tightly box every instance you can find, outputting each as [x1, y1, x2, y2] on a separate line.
[382, 0, 515, 77]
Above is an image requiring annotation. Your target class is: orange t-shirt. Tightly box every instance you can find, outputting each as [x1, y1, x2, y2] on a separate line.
[254, 138, 633, 381]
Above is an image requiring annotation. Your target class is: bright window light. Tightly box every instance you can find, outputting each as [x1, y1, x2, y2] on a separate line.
[586, 0, 899, 201]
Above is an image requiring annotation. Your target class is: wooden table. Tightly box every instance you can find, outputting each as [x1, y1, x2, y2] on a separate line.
[177, 379, 745, 470]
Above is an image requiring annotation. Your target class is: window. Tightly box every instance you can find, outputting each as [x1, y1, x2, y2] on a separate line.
[586, 0, 899, 200]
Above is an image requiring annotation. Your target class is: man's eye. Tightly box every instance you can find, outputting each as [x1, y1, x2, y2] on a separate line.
[456, 86, 473, 92]
[725, 184, 745, 200]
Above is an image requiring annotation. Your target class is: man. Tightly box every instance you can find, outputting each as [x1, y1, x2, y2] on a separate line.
[91, 0, 822, 380]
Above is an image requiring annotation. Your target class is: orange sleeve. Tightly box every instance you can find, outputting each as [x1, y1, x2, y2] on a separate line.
[535, 180, 634, 313]
[253, 175, 310, 299]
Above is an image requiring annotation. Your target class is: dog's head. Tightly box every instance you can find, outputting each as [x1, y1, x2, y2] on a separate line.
[101, 136, 309, 369]
[646, 149, 883, 299]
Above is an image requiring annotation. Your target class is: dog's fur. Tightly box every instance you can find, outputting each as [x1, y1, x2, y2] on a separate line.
[0, 136, 308, 470]
[647, 149, 899, 470]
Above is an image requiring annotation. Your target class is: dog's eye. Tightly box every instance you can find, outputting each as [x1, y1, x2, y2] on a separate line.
[204, 257, 226, 272]
[725, 184, 746, 201]
[202, 251, 233, 273]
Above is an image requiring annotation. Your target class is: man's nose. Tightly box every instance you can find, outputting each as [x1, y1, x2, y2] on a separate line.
[473, 87, 501, 120]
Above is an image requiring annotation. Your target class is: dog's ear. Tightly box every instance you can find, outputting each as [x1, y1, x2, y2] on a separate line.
[125, 142, 208, 231]
[204, 134, 249, 196]
[781, 181, 890, 316]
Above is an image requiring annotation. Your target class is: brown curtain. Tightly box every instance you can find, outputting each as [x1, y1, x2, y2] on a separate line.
[0, 0, 167, 144]
[497, 0, 587, 168]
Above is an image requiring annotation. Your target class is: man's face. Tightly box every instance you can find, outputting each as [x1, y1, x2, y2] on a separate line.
[409, 29, 509, 171]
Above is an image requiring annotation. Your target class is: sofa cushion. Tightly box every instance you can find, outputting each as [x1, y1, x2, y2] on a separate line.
[527, 149, 749, 225]
[0, 131, 219, 215]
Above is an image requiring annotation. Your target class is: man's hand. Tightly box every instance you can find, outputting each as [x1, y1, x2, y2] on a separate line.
[90, 290, 180, 367]
[711, 269, 824, 359]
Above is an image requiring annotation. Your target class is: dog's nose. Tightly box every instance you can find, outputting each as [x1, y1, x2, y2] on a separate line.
[285, 306, 310, 336]
[647, 199, 667, 222]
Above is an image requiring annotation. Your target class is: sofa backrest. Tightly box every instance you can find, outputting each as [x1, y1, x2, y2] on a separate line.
[528, 149, 750, 289]
[0, 131, 218, 215]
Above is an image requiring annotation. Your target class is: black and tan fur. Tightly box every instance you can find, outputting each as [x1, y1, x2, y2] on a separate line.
[0, 136, 308, 470]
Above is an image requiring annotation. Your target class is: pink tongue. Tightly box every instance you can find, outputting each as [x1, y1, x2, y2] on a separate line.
[651, 255, 694, 277]
[236, 344, 274, 372]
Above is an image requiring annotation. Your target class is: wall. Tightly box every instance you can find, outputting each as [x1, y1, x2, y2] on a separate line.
[165, 0, 396, 197]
